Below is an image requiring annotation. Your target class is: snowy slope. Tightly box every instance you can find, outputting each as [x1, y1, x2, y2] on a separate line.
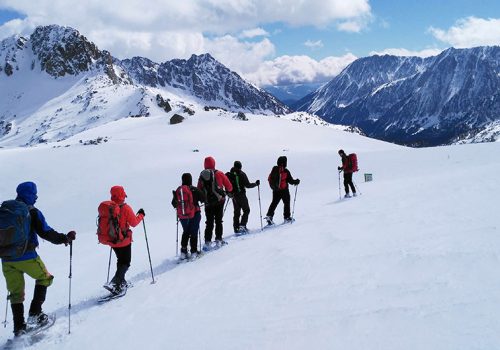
[0, 111, 499, 350]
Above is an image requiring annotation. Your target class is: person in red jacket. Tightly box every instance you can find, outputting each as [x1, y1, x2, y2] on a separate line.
[264, 156, 300, 225]
[104, 186, 145, 295]
[337, 149, 357, 198]
[198, 156, 233, 250]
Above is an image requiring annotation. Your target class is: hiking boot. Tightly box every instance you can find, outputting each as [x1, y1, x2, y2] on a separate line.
[202, 242, 212, 252]
[264, 216, 274, 225]
[215, 239, 227, 248]
[103, 282, 116, 293]
[11, 303, 26, 337]
[353, 192, 357, 197]
[180, 252, 188, 260]
[344, 193, 352, 198]
[284, 218, 295, 224]
[14, 325, 27, 337]
[112, 282, 128, 295]
[238, 226, 248, 233]
[27, 312, 49, 326]
[190, 251, 200, 259]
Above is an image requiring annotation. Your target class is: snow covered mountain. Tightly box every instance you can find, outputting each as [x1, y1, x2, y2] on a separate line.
[121, 54, 288, 114]
[296, 47, 500, 146]
[0, 25, 289, 147]
[263, 82, 323, 107]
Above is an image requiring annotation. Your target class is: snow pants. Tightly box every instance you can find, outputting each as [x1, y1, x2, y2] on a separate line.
[232, 193, 250, 231]
[180, 211, 201, 253]
[2, 256, 53, 304]
[204, 201, 225, 242]
[266, 189, 291, 220]
[343, 172, 356, 194]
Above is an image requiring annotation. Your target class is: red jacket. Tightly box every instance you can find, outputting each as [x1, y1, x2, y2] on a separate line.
[109, 186, 144, 248]
[340, 155, 354, 174]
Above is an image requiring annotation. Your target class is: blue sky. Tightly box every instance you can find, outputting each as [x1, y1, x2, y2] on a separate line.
[0, 0, 499, 86]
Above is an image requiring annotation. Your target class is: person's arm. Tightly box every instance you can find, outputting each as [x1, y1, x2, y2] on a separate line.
[242, 172, 258, 189]
[220, 172, 233, 193]
[191, 186, 206, 204]
[31, 209, 71, 245]
[286, 170, 300, 185]
[171, 190, 178, 208]
[123, 204, 144, 227]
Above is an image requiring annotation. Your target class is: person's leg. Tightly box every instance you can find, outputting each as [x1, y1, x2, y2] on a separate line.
[283, 190, 291, 220]
[214, 202, 225, 241]
[180, 219, 190, 255]
[3, 262, 26, 335]
[190, 212, 202, 253]
[204, 206, 215, 243]
[266, 191, 281, 218]
[111, 245, 131, 287]
[240, 195, 251, 228]
[23, 257, 53, 319]
[232, 197, 242, 232]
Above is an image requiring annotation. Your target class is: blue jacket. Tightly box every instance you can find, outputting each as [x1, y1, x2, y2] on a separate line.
[2, 182, 67, 262]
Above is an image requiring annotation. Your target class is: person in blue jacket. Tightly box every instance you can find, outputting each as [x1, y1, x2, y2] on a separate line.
[1, 182, 76, 336]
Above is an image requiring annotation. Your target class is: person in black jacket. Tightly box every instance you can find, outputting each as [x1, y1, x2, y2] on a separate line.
[172, 173, 206, 259]
[226, 161, 260, 233]
[264, 156, 300, 225]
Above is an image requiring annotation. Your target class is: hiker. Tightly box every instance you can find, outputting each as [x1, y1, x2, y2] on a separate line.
[0, 182, 76, 336]
[264, 156, 300, 225]
[226, 161, 260, 233]
[171, 173, 206, 260]
[337, 149, 357, 198]
[198, 156, 233, 250]
[100, 185, 145, 295]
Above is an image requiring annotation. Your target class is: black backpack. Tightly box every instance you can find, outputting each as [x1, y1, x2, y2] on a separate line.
[199, 170, 225, 206]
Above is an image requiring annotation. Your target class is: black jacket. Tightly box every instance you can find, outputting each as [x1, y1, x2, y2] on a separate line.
[268, 166, 299, 191]
[226, 168, 257, 195]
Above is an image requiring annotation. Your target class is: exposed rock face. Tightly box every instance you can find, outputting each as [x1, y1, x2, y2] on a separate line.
[122, 53, 289, 115]
[170, 114, 184, 125]
[297, 46, 500, 146]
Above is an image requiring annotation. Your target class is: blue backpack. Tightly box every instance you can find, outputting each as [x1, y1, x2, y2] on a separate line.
[0, 200, 32, 259]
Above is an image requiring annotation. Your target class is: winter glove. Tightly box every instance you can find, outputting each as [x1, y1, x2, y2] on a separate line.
[295, 179, 300, 185]
[65, 231, 76, 246]
[255, 180, 260, 186]
[337, 166, 342, 170]
[171, 190, 177, 208]
[226, 192, 234, 198]
[137, 208, 145, 216]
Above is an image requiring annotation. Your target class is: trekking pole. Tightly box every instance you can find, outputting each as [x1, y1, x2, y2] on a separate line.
[68, 242, 73, 335]
[291, 184, 299, 222]
[258, 184, 263, 231]
[142, 218, 155, 284]
[176, 216, 179, 257]
[198, 228, 201, 252]
[3, 294, 8, 328]
[223, 197, 230, 215]
[106, 247, 112, 283]
[338, 170, 342, 201]
[353, 180, 362, 195]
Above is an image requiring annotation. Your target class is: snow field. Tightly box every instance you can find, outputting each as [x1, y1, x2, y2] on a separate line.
[0, 113, 499, 349]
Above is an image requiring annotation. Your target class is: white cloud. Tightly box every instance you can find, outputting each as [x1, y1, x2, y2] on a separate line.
[429, 17, 500, 47]
[369, 47, 443, 58]
[0, 0, 369, 87]
[239, 27, 269, 39]
[304, 40, 323, 49]
[244, 53, 357, 86]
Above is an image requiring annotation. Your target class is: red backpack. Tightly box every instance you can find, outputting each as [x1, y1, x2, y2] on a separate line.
[349, 153, 359, 172]
[175, 185, 195, 219]
[97, 201, 127, 245]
